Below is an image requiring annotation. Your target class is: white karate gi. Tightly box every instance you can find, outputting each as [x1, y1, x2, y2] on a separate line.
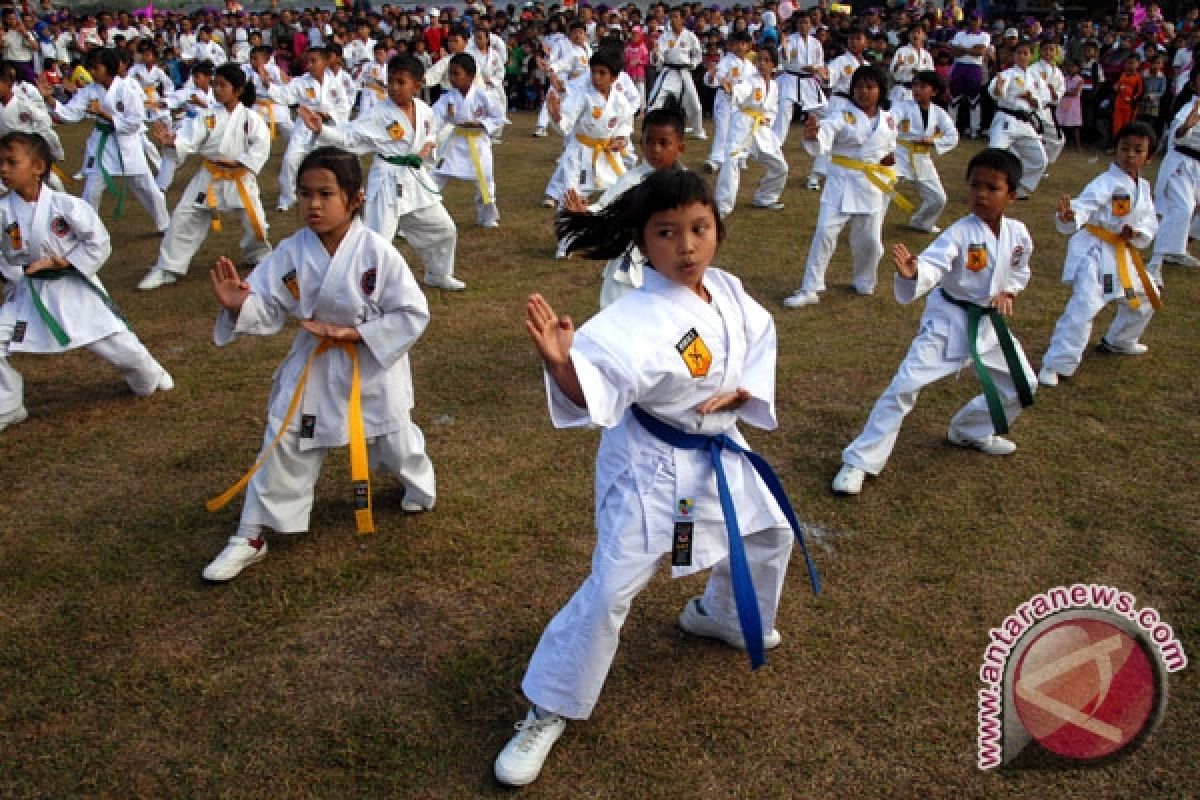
[774, 32, 826, 144]
[213, 219, 437, 533]
[716, 73, 787, 217]
[1150, 97, 1200, 265]
[988, 65, 1048, 194]
[0, 188, 168, 415]
[648, 28, 703, 134]
[270, 71, 356, 210]
[798, 104, 899, 296]
[343, 36, 376, 72]
[355, 59, 389, 117]
[551, 82, 636, 196]
[190, 39, 227, 66]
[841, 215, 1037, 475]
[318, 96, 459, 283]
[155, 82, 216, 190]
[888, 44, 935, 106]
[0, 83, 66, 192]
[583, 161, 662, 308]
[704, 52, 754, 167]
[432, 85, 504, 226]
[1043, 165, 1158, 377]
[150, 102, 272, 279]
[243, 62, 295, 142]
[522, 267, 794, 719]
[892, 99, 958, 231]
[1030, 59, 1066, 164]
[52, 76, 170, 231]
[127, 62, 175, 178]
[466, 42, 508, 135]
[535, 39, 590, 131]
[826, 51, 868, 109]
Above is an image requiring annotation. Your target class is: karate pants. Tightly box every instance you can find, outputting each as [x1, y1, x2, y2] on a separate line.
[801, 203, 886, 294]
[544, 158, 567, 203]
[902, 174, 947, 232]
[155, 190, 271, 276]
[141, 130, 162, 171]
[82, 170, 170, 232]
[366, 201, 458, 281]
[715, 144, 787, 217]
[0, 326, 168, 415]
[988, 127, 1046, 194]
[842, 320, 1037, 475]
[237, 412, 437, 534]
[155, 150, 179, 191]
[1151, 165, 1200, 262]
[278, 132, 319, 210]
[434, 174, 499, 227]
[772, 75, 824, 146]
[1042, 269, 1154, 377]
[707, 92, 732, 166]
[522, 525, 794, 720]
[649, 68, 703, 133]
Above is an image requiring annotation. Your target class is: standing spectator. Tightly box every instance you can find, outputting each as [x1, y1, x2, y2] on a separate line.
[3, 10, 38, 84]
[624, 27, 649, 112]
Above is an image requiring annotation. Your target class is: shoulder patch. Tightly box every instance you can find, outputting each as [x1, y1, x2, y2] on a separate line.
[1010, 244, 1025, 268]
[675, 328, 712, 378]
[843, 110, 857, 124]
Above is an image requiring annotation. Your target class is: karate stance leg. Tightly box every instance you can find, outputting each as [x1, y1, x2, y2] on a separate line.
[1151, 173, 1199, 263]
[400, 203, 459, 281]
[947, 338, 1037, 442]
[1011, 136, 1047, 194]
[85, 330, 170, 396]
[0, 323, 25, 417]
[238, 421, 327, 534]
[908, 175, 947, 232]
[153, 201, 212, 276]
[751, 148, 788, 208]
[369, 415, 437, 510]
[801, 203, 851, 293]
[1102, 298, 1154, 349]
[699, 526, 794, 636]
[127, 172, 171, 232]
[847, 208, 886, 294]
[1042, 271, 1108, 378]
[715, 153, 742, 218]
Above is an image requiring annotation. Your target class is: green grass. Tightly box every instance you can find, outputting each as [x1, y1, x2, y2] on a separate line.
[0, 116, 1195, 798]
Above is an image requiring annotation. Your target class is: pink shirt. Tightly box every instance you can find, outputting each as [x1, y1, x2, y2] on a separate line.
[624, 41, 649, 80]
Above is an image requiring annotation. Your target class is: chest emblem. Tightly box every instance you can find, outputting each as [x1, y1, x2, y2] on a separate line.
[966, 243, 989, 273]
[843, 110, 857, 124]
[51, 216, 70, 237]
[205, 114, 216, 130]
[360, 267, 377, 295]
[387, 120, 405, 140]
[900, 118, 911, 133]
[305, 87, 316, 100]
[844, 64, 854, 76]
[5, 221, 22, 251]
[732, 67, 740, 78]
[754, 88, 763, 102]
[591, 106, 603, 119]
[282, 268, 300, 300]
[669, 39, 677, 48]
[1112, 191, 1131, 217]
[676, 328, 712, 379]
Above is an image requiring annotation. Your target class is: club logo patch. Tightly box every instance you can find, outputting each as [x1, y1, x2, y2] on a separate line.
[1011, 244, 1025, 268]
[591, 106, 603, 119]
[387, 120, 404, 140]
[967, 243, 989, 272]
[115, 101, 124, 112]
[205, 114, 216, 130]
[843, 110, 857, 124]
[360, 267, 377, 295]
[732, 67, 740, 78]
[282, 268, 300, 300]
[1112, 192, 1131, 217]
[306, 87, 316, 100]
[5, 222, 22, 251]
[51, 216, 70, 237]
[844, 64, 854, 75]
[675, 328, 712, 378]
[754, 88, 763, 102]
[18, 111, 30, 124]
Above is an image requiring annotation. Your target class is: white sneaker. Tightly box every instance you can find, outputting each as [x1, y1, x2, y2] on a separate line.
[424, 274, 466, 291]
[1097, 338, 1148, 355]
[782, 290, 820, 309]
[401, 496, 432, 513]
[806, 175, 821, 191]
[0, 405, 28, 432]
[480, 220, 500, 228]
[753, 201, 785, 211]
[202, 536, 268, 582]
[531, 127, 548, 137]
[540, 196, 556, 209]
[157, 370, 175, 392]
[948, 430, 1017, 455]
[494, 709, 567, 787]
[831, 464, 866, 495]
[1163, 252, 1200, 267]
[1037, 367, 1059, 387]
[137, 268, 177, 291]
[678, 597, 782, 650]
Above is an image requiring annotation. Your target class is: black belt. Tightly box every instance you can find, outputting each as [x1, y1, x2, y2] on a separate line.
[662, 63, 691, 70]
[834, 90, 850, 98]
[787, 69, 818, 78]
[997, 106, 1043, 133]
[898, 80, 913, 88]
[1176, 144, 1200, 162]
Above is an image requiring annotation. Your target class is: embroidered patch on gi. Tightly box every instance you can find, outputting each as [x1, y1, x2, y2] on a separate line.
[732, 67, 741, 78]
[205, 114, 216, 130]
[360, 267, 377, 295]
[668, 39, 677, 48]
[1112, 191, 1131, 217]
[1011, 245, 1025, 268]
[887, 115, 895, 129]
[966, 243, 988, 272]
[754, 88, 763, 102]
[12, 321, 25, 342]
[51, 216, 70, 237]
[5, 222, 22, 251]
[282, 268, 300, 300]
[591, 106, 602, 119]
[300, 414, 316, 438]
[387, 120, 404, 140]
[306, 87, 316, 100]
[900, 119, 911, 133]
[843, 110, 856, 124]
[675, 328, 712, 378]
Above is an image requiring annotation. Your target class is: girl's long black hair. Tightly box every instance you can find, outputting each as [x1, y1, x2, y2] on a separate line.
[555, 168, 725, 260]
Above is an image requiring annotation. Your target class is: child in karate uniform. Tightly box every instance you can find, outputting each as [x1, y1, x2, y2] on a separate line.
[303, 55, 464, 291]
[715, 45, 788, 217]
[137, 63, 272, 291]
[431, 53, 505, 228]
[703, 30, 754, 174]
[1148, 68, 1200, 270]
[784, 65, 903, 308]
[830, 149, 1037, 496]
[494, 167, 817, 787]
[0, 132, 173, 434]
[244, 45, 295, 142]
[892, 71, 959, 234]
[889, 27, 935, 106]
[1040, 122, 1160, 386]
[203, 147, 437, 582]
[0, 63, 66, 192]
[774, 12, 827, 149]
[987, 40, 1048, 199]
[648, 8, 705, 138]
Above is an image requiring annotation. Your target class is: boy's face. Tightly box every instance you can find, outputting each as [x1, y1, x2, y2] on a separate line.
[851, 77, 880, 110]
[910, 30, 925, 47]
[1015, 45, 1032, 68]
[475, 31, 489, 50]
[447, 34, 467, 53]
[756, 49, 774, 73]
[569, 27, 586, 45]
[641, 123, 683, 169]
[731, 38, 750, 57]
[911, 80, 935, 105]
[669, 11, 683, 32]
[194, 71, 211, 89]
[305, 51, 326, 75]
[1041, 43, 1058, 61]
[967, 165, 1016, 223]
[1115, 134, 1152, 175]
[1084, 44, 1098, 61]
[848, 33, 866, 53]
[388, 68, 417, 105]
[591, 65, 614, 93]
[448, 63, 473, 92]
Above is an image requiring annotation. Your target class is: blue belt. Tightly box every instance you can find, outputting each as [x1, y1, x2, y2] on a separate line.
[630, 404, 820, 670]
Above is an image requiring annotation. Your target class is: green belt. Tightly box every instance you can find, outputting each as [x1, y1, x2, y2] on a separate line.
[380, 153, 441, 196]
[939, 287, 1034, 435]
[26, 267, 128, 347]
[94, 120, 127, 218]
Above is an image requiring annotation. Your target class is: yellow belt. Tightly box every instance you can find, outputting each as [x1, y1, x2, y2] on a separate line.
[830, 154, 916, 212]
[575, 132, 626, 188]
[453, 126, 493, 205]
[1084, 224, 1162, 311]
[730, 109, 766, 157]
[899, 140, 935, 155]
[203, 160, 266, 242]
[207, 336, 375, 535]
[50, 164, 73, 185]
[255, 99, 277, 139]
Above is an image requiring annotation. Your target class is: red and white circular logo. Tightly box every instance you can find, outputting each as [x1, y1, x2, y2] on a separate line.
[1013, 617, 1158, 760]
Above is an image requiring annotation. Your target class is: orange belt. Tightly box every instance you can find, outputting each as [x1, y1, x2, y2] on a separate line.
[575, 133, 626, 188]
[255, 99, 277, 139]
[203, 159, 266, 242]
[1084, 224, 1162, 311]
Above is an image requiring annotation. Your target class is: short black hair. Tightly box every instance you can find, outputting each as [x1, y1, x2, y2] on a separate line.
[449, 51, 477, 76]
[0, 131, 56, 180]
[1113, 120, 1157, 152]
[388, 53, 425, 82]
[967, 148, 1022, 192]
[642, 101, 686, 139]
[590, 46, 623, 75]
[298, 146, 364, 211]
[912, 69, 944, 93]
[849, 63, 886, 91]
[729, 30, 752, 44]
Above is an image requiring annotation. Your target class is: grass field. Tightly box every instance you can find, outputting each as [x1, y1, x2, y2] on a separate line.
[0, 113, 1195, 799]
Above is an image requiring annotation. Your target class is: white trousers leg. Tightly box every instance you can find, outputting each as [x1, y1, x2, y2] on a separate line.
[142, 130, 162, 171]
[680, 72, 703, 132]
[1043, 131, 1065, 164]
[0, 322, 24, 414]
[946, 336, 1036, 443]
[86, 330, 168, 396]
[804, 205, 884, 294]
[908, 175, 947, 231]
[544, 159, 567, 202]
[751, 148, 788, 207]
[1043, 274, 1154, 377]
[125, 172, 171, 231]
[1009, 135, 1047, 193]
[715, 154, 741, 217]
[1152, 173, 1199, 260]
[801, 202, 848, 293]
[699, 526, 793, 635]
[156, 151, 179, 192]
[368, 415, 437, 508]
[708, 95, 730, 165]
[278, 136, 313, 209]
[238, 421, 327, 534]
[154, 201, 211, 276]
[536, 97, 552, 129]
[397, 203, 459, 280]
